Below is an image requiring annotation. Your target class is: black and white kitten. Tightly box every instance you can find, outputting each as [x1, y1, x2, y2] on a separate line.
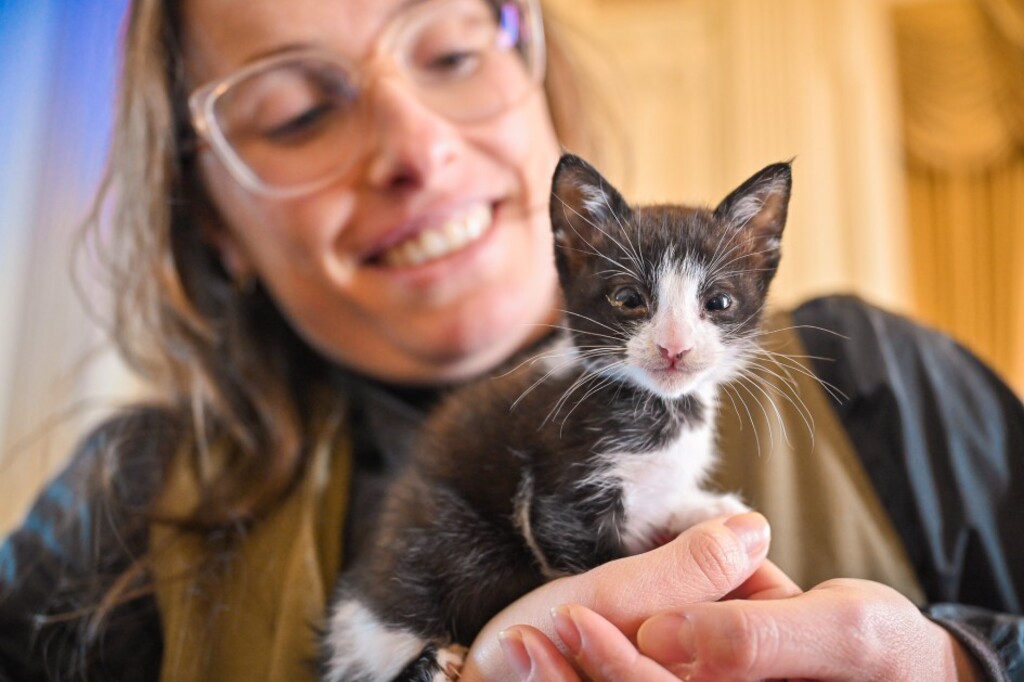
[320, 154, 792, 681]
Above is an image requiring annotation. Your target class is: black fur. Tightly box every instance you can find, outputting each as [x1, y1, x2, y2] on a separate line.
[320, 154, 792, 681]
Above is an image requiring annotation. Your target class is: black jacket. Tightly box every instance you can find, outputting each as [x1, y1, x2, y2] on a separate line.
[1, 295, 1022, 680]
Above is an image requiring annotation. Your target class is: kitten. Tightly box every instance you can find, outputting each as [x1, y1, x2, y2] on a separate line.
[320, 153, 792, 681]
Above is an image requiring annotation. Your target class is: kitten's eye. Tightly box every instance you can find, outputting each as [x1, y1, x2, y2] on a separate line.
[705, 293, 733, 312]
[608, 286, 647, 312]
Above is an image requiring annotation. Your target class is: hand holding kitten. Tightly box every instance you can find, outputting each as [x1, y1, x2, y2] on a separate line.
[485, 516, 985, 682]
[458, 511, 780, 679]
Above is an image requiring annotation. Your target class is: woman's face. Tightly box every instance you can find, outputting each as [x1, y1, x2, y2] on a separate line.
[182, 0, 561, 384]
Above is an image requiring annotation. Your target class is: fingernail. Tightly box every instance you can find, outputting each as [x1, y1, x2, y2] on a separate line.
[724, 511, 770, 556]
[637, 613, 696, 664]
[551, 605, 581, 654]
[499, 629, 533, 680]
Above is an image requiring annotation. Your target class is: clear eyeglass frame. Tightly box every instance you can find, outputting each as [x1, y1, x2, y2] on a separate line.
[186, 0, 546, 199]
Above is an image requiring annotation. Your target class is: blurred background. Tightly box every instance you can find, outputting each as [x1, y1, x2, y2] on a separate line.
[1, 0, 1022, 535]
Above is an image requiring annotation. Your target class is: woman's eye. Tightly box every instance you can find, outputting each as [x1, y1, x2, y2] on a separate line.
[410, 15, 491, 81]
[609, 287, 647, 311]
[426, 50, 481, 77]
[705, 293, 733, 312]
[263, 102, 335, 143]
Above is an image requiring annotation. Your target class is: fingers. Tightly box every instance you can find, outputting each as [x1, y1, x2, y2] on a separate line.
[501, 606, 680, 682]
[637, 578, 949, 681]
[461, 512, 773, 680]
[585, 512, 772, 634]
[724, 559, 803, 601]
[638, 583, 847, 679]
[499, 626, 580, 682]
[551, 605, 681, 682]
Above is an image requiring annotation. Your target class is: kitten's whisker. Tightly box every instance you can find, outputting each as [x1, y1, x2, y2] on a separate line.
[558, 309, 630, 339]
[509, 347, 614, 412]
[741, 376, 778, 450]
[548, 365, 623, 430]
[706, 245, 779, 279]
[751, 323, 850, 342]
[559, 371, 623, 436]
[746, 348, 848, 404]
[724, 301, 769, 337]
[553, 197, 643, 281]
[635, 205, 648, 276]
[577, 190, 644, 278]
[544, 365, 611, 428]
[705, 239, 746, 278]
[704, 236, 757, 282]
[748, 372, 813, 449]
[494, 342, 585, 379]
[734, 377, 777, 452]
[511, 364, 577, 412]
[734, 367, 799, 449]
[527, 323, 628, 344]
[594, 267, 647, 282]
[599, 191, 646, 280]
[705, 267, 775, 284]
[718, 381, 745, 432]
[739, 352, 818, 435]
[723, 381, 763, 457]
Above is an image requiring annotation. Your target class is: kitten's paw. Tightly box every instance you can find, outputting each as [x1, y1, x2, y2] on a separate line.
[395, 643, 467, 681]
[436, 644, 468, 681]
[702, 493, 749, 519]
[667, 493, 750, 536]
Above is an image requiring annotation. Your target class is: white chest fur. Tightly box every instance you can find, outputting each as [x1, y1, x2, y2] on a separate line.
[592, 411, 746, 555]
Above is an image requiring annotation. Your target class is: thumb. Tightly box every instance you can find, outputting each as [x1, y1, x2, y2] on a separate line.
[585, 512, 772, 634]
[460, 512, 771, 680]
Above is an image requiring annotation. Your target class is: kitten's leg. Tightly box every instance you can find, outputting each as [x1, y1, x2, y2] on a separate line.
[393, 644, 468, 682]
[320, 595, 433, 682]
[666, 488, 750, 536]
[320, 589, 472, 682]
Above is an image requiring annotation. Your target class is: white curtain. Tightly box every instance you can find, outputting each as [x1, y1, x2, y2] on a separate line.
[0, 1, 133, 535]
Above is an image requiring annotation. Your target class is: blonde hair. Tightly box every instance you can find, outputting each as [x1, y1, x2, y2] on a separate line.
[87, 0, 313, 530]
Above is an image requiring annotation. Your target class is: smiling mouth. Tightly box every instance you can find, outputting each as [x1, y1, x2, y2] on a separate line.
[379, 203, 494, 268]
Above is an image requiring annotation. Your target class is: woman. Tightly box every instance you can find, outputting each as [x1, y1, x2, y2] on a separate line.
[0, 0, 1021, 679]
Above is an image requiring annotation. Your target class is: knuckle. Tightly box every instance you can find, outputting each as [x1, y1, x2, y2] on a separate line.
[598, 645, 645, 681]
[824, 582, 892, 675]
[704, 607, 781, 678]
[688, 530, 747, 596]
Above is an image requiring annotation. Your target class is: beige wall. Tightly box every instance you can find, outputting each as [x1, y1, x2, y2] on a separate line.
[546, 0, 913, 314]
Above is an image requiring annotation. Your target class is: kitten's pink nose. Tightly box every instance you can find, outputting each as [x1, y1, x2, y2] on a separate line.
[658, 344, 692, 367]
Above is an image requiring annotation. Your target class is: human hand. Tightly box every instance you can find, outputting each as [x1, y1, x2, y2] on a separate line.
[499, 577, 985, 682]
[492, 556, 801, 681]
[457, 512, 777, 681]
[636, 577, 985, 681]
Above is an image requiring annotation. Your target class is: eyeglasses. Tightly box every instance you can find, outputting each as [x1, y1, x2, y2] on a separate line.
[187, 0, 545, 198]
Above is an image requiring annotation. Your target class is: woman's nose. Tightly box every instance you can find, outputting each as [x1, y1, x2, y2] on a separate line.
[363, 79, 461, 193]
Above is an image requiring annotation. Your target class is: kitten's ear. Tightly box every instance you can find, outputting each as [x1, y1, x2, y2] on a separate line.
[714, 161, 792, 275]
[549, 154, 631, 278]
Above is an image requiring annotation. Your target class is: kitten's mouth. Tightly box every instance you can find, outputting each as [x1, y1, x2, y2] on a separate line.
[646, 364, 706, 397]
[374, 204, 494, 268]
[654, 363, 696, 376]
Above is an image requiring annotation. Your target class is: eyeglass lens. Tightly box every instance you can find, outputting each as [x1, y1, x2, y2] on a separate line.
[209, 0, 540, 192]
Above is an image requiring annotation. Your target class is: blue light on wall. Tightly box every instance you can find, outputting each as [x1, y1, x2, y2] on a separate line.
[0, 0, 132, 527]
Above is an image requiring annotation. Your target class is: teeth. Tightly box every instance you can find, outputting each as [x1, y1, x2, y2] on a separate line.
[383, 204, 493, 268]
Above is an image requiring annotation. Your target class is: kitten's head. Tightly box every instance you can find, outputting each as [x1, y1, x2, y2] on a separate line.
[549, 154, 791, 399]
